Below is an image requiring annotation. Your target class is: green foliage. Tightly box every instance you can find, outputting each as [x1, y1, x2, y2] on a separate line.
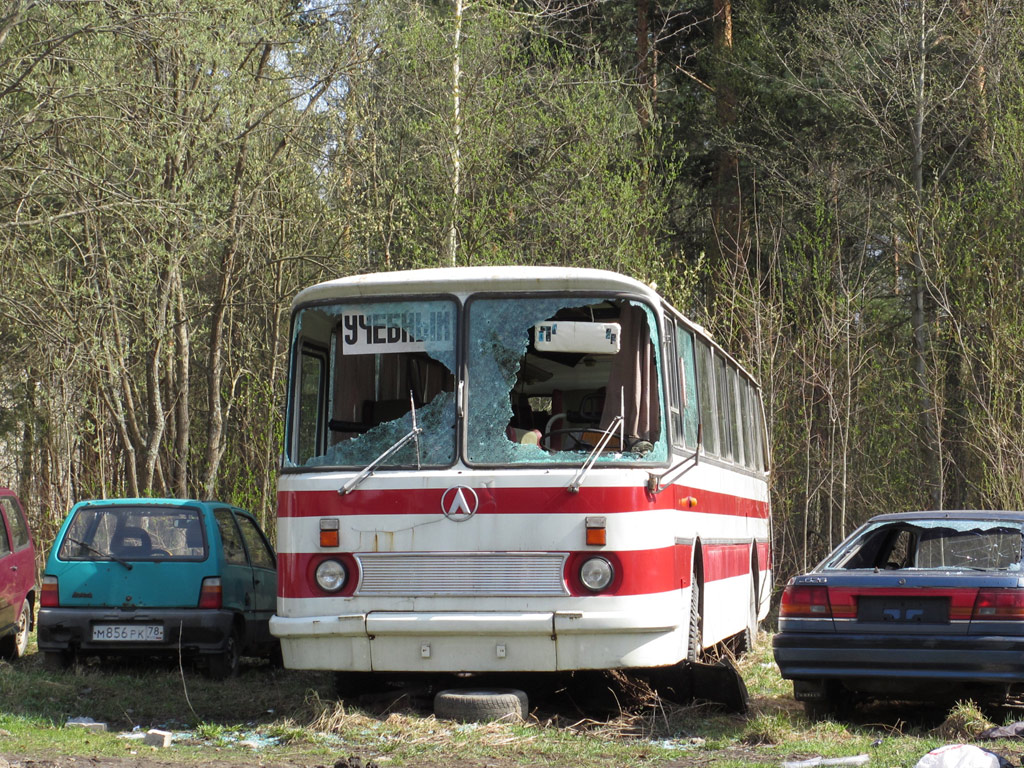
[3, 0, 1024, 583]
[331, 1, 674, 273]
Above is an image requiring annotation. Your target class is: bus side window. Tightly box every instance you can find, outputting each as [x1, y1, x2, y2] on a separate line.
[676, 324, 699, 450]
[665, 323, 684, 450]
[715, 355, 733, 461]
[745, 376, 761, 468]
[295, 344, 328, 464]
[728, 366, 744, 467]
[749, 382, 767, 472]
[695, 338, 719, 457]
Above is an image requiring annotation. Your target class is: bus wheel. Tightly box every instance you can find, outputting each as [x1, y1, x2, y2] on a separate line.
[686, 580, 702, 663]
[434, 688, 528, 722]
[334, 671, 378, 700]
[735, 576, 759, 656]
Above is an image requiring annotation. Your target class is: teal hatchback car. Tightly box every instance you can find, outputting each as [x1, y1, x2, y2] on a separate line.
[38, 498, 278, 677]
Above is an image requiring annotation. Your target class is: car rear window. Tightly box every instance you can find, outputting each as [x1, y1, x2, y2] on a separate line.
[822, 519, 1024, 572]
[58, 505, 207, 562]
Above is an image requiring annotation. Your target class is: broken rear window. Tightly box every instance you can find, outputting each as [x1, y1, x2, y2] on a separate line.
[821, 519, 1024, 572]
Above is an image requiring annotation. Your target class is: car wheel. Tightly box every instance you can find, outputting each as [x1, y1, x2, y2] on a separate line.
[801, 683, 851, 721]
[0, 599, 30, 660]
[686, 580, 702, 663]
[43, 650, 74, 669]
[803, 698, 831, 721]
[433, 688, 528, 722]
[207, 626, 241, 680]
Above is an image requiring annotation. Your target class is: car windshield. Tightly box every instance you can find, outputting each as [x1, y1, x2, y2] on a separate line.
[821, 518, 1024, 572]
[58, 505, 207, 561]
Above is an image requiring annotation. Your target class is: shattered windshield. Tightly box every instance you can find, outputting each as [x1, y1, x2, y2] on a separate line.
[821, 518, 1024, 572]
[286, 299, 457, 468]
[58, 505, 207, 561]
[466, 295, 666, 465]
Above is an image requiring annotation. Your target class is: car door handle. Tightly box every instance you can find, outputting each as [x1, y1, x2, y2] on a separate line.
[9, 566, 16, 572]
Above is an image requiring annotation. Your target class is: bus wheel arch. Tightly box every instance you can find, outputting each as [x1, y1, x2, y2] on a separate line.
[687, 542, 704, 663]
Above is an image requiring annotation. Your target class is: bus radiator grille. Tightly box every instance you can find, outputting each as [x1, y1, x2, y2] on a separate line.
[353, 552, 569, 596]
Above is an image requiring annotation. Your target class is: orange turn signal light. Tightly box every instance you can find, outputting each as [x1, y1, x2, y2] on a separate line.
[319, 519, 340, 548]
[585, 516, 607, 546]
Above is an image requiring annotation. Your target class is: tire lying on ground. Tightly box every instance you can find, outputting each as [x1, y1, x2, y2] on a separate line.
[433, 688, 529, 722]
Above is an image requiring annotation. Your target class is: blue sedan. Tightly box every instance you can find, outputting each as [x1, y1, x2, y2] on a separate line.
[773, 510, 1024, 718]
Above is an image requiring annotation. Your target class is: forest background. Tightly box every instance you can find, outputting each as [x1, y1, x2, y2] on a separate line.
[2, 0, 1023, 584]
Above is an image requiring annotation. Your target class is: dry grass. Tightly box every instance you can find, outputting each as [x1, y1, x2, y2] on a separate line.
[930, 700, 995, 741]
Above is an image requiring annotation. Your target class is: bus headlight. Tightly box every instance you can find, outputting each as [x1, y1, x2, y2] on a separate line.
[315, 559, 348, 592]
[579, 556, 614, 592]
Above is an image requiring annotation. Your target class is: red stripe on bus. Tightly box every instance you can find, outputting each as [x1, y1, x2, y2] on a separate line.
[702, 543, 751, 582]
[278, 541, 756, 599]
[278, 485, 768, 520]
[756, 540, 772, 571]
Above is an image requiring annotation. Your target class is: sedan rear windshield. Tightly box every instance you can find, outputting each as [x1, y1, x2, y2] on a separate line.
[822, 519, 1024, 572]
[58, 505, 207, 562]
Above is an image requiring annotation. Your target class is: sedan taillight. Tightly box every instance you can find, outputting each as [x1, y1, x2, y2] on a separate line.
[780, 584, 832, 618]
[198, 577, 222, 609]
[41, 575, 59, 608]
[972, 589, 1024, 620]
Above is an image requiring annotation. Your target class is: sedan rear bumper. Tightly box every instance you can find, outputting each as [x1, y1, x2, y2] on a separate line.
[773, 630, 1024, 684]
[38, 607, 235, 656]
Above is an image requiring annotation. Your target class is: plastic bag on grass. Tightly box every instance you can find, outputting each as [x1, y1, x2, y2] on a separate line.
[914, 744, 1011, 768]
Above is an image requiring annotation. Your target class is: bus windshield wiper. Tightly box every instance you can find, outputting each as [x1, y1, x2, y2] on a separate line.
[66, 536, 133, 570]
[568, 415, 624, 494]
[340, 393, 423, 496]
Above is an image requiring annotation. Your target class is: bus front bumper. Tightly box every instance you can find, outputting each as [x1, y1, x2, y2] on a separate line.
[270, 609, 683, 672]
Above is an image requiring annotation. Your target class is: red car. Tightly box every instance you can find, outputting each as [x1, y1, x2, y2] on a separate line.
[0, 489, 36, 659]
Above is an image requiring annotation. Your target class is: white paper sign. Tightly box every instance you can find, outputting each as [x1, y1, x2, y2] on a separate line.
[341, 310, 453, 355]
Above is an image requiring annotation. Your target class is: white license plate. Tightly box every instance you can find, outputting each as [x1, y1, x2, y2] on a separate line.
[92, 624, 164, 642]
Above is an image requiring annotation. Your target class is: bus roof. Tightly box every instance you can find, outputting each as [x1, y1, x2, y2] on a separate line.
[291, 266, 661, 311]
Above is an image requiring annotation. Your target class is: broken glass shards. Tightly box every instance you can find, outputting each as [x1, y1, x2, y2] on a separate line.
[466, 296, 667, 466]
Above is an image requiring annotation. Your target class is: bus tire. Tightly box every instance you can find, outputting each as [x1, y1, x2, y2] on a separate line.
[334, 671, 378, 700]
[434, 688, 528, 722]
[686, 580, 702, 663]
[735, 574, 759, 656]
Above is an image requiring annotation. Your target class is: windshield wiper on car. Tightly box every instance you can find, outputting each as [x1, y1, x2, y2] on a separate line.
[66, 536, 133, 570]
[340, 393, 423, 495]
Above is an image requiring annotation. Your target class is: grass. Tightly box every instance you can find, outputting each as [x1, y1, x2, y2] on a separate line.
[1, 634, 1023, 767]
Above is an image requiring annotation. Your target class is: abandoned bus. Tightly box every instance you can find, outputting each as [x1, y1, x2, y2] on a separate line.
[270, 267, 771, 690]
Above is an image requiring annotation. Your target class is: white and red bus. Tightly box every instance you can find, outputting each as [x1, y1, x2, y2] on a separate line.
[270, 267, 771, 691]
